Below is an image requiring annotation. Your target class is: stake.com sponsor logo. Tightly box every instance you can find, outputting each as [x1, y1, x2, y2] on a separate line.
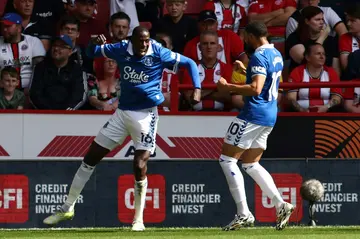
[118, 174, 166, 223]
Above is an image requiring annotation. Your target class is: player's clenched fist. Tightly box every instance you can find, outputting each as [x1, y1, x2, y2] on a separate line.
[192, 88, 201, 104]
[91, 34, 107, 45]
[216, 77, 229, 92]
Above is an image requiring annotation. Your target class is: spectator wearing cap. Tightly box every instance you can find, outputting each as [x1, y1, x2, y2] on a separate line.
[151, 0, 198, 54]
[184, 10, 247, 65]
[5, 0, 65, 39]
[0, 13, 45, 91]
[110, 0, 139, 36]
[29, 35, 87, 110]
[286, 0, 347, 39]
[70, 0, 106, 48]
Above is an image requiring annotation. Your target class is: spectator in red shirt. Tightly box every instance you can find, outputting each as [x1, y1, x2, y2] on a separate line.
[203, 0, 248, 38]
[339, 4, 360, 71]
[287, 43, 342, 112]
[184, 10, 247, 65]
[248, 0, 296, 38]
[71, 0, 105, 48]
[183, 31, 233, 111]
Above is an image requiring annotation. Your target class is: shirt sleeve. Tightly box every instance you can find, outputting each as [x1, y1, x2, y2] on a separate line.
[249, 53, 267, 78]
[288, 66, 302, 91]
[223, 63, 233, 82]
[339, 34, 352, 54]
[86, 42, 122, 60]
[286, 17, 298, 38]
[325, 7, 343, 30]
[229, 31, 245, 60]
[31, 36, 46, 57]
[159, 46, 181, 73]
[327, 67, 343, 97]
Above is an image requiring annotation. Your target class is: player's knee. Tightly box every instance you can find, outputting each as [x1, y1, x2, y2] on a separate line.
[134, 150, 150, 167]
[242, 162, 259, 173]
[83, 141, 110, 166]
[219, 154, 237, 165]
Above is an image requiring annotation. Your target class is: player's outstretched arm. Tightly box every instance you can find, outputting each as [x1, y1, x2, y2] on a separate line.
[86, 34, 118, 60]
[178, 55, 202, 103]
[217, 75, 266, 96]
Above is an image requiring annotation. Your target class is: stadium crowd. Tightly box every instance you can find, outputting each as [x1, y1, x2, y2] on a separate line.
[0, 0, 359, 113]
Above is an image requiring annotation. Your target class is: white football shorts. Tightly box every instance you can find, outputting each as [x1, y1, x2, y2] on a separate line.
[95, 107, 159, 154]
[224, 118, 273, 150]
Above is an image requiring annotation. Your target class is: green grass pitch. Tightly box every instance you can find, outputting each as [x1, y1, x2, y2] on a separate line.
[0, 226, 360, 239]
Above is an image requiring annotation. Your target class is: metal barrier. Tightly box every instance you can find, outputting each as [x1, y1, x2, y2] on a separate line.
[169, 80, 360, 113]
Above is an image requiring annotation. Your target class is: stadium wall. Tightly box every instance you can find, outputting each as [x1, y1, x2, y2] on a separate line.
[0, 160, 359, 228]
[0, 111, 359, 160]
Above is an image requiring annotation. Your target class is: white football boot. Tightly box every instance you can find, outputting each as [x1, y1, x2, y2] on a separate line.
[131, 220, 145, 231]
[43, 208, 74, 226]
[222, 213, 255, 231]
[276, 202, 295, 230]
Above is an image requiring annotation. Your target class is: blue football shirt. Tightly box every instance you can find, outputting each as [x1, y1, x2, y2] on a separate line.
[237, 44, 283, 127]
[88, 39, 182, 110]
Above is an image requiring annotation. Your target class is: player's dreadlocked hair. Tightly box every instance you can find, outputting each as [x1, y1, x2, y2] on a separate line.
[245, 21, 268, 38]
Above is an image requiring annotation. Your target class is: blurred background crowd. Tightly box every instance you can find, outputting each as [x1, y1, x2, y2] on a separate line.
[0, 0, 358, 113]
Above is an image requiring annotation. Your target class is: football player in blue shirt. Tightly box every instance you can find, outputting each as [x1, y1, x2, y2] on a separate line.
[216, 21, 294, 231]
[43, 26, 201, 231]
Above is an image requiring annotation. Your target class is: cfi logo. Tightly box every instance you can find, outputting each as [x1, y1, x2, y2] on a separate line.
[255, 174, 303, 223]
[315, 120, 360, 158]
[118, 174, 166, 223]
[0, 175, 29, 223]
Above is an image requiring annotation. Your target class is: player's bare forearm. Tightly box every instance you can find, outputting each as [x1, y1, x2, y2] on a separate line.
[228, 83, 260, 96]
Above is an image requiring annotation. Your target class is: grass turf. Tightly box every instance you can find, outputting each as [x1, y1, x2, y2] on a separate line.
[0, 227, 360, 239]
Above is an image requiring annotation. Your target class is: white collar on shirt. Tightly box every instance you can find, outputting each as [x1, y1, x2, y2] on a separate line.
[126, 41, 154, 56]
[255, 43, 274, 52]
